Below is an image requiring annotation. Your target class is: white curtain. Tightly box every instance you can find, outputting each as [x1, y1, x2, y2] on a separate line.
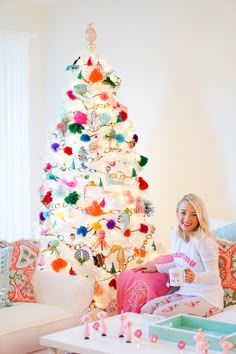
[0, 29, 31, 242]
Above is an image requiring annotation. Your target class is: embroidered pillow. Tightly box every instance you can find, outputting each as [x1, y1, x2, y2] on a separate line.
[116, 254, 173, 314]
[217, 239, 236, 307]
[8, 240, 40, 302]
[0, 246, 13, 308]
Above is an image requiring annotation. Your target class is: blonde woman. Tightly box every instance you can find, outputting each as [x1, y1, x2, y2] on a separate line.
[135, 193, 224, 317]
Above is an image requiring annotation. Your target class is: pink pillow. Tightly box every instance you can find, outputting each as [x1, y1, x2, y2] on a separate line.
[116, 254, 173, 314]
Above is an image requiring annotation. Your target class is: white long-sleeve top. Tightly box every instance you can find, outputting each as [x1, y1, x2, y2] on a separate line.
[156, 227, 224, 309]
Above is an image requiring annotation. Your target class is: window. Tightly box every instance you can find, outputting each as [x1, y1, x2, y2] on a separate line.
[0, 29, 31, 241]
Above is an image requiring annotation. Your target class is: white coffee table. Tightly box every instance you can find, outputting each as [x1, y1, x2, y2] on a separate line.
[40, 312, 235, 354]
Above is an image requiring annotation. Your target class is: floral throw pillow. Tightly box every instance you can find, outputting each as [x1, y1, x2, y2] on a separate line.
[0, 246, 13, 308]
[217, 239, 236, 307]
[8, 240, 40, 302]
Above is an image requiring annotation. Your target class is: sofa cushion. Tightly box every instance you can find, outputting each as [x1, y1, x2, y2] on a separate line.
[213, 222, 236, 242]
[217, 239, 236, 307]
[0, 247, 13, 308]
[0, 302, 82, 354]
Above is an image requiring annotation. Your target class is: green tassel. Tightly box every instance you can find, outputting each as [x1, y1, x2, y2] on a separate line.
[103, 76, 116, 87]
[132, 168, 137, 177]
[110, 262, 116, 274]
[71, 160, 75, 170]
[152, 241, 157, 251]
[116, 113, 122, 123]
[99, 178, 103, 187]
[77, 70, 83, 79]
[138, 155, 148, 167]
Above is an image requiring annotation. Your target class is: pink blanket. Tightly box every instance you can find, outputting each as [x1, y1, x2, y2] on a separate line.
[116, 254, 173, 313]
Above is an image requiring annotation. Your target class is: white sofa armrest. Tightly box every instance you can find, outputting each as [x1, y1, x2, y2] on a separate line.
[32, 269, 94, 311]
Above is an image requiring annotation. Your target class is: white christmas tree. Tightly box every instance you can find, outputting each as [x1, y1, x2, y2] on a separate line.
[38, 24, 158, 315]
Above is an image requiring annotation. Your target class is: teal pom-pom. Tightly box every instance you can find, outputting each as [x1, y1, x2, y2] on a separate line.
[99, 113, 111, 125]
[116, 134, 125, 143]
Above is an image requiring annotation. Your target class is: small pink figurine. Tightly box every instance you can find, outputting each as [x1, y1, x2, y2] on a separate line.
[97, 311, 107, 336]
[197, 340, 209, 354]
[194, 328, 205, 342]
[220, 336, 233, 354]
[194, 328, 206, 353]
[82, 314, 91, 339]
[125, 321, 133, 343]
[119, 312, 127, 337]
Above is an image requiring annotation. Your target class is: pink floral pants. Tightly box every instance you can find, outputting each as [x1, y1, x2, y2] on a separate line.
[141, 293, 222, 318]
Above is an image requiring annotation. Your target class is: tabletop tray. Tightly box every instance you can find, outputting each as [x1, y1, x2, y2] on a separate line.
[148, 314, 236, 351]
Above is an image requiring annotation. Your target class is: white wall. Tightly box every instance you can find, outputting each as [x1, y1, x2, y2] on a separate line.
[1, 0, 236, 250]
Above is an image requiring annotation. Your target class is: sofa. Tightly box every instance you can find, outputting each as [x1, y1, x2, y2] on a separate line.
[0, 240, 94, 354]
[116, 220, 236, 322]
[0, 270, 93, 354]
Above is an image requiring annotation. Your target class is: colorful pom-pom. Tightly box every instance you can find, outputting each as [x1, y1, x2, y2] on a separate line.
[41, 190, 53, 205]
[80, 134, 91, 142]
[139, 224, 149, 233]
[99, 113, 111, 125]
[44, 163, 52, 170]
[106, 219, 116, 229]
[116, 134, 125, 143]
[64, 146, 73, 155]
[51, 258, 68, 272]
[68, 123, 85, 134]
[73, 111, 87, 125]
[76, 226, 88, 237]
[64, 191, 79, 204]
[100, 92, 109, 101]
[39, 211, 45, 222]
[92, 222, 102, 231]
[124, 229, 131, 237]
[51, 143, 60, 152]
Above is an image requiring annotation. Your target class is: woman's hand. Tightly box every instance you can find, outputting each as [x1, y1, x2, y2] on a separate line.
[133, 264, 157, 273]
[184, 268, 195, 283]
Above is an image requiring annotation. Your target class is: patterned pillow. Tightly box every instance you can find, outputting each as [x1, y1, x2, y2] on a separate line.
[217, 239, 236, 307]
[8, 240, 40, 302]
[0, 246, 13, 308]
